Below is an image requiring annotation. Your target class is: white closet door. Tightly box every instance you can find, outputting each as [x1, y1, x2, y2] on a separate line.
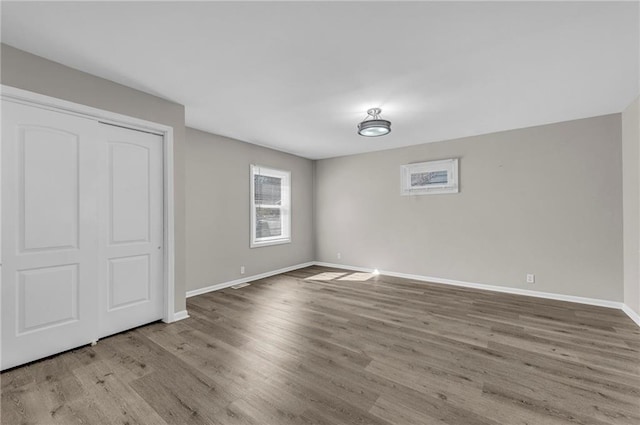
[98, 124, 164, 338]
[1, 101, 100, 370]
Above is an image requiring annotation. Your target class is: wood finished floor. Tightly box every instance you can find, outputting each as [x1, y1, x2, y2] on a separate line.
[2, 265, 639, 425]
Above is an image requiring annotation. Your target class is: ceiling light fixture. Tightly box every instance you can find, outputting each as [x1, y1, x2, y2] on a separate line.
[357, 108, 391, 137]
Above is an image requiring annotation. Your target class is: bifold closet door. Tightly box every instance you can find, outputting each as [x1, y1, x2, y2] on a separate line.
[98, 123, 164, 338]
[1, 101, 165, 371]
[1, 101, 100, 370]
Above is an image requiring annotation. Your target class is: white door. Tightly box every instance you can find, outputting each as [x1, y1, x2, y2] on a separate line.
[1, 101, 100, 370]
[98, 123, 164, 338]
[1, 101, 166, 371]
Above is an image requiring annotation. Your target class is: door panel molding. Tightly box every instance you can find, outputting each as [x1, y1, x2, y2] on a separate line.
[17, 263, 79, 335]
[18, 125, 80, 253]
[108, 141, 151, 245]
[107, 254, 151, 311]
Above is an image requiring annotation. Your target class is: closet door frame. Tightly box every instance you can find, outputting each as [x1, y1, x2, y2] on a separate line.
[1, 85, 179, 324]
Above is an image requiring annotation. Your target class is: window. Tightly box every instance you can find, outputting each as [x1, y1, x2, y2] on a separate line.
[250, 165, 291, 247]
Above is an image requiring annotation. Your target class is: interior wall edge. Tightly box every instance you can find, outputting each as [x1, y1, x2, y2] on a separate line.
[622, 95, 640, 317]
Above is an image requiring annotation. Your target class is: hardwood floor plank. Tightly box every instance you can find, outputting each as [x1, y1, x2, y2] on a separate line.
[2, 266, 639, 424]
[72, 358, 169, 425]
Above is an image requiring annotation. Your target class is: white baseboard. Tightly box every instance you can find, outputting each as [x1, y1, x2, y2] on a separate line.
[314, 262, 375, 274]
[313, 261, 624, 310]
[622, 304, 640, 327]
[317, 262, 640, 327]
[163, 310, 189, 323]
[186, 262, 315, 298]
[184, 261, 639, 328]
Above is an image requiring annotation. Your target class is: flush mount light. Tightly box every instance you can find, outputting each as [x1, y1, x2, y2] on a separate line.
[358, 108, 391, 137]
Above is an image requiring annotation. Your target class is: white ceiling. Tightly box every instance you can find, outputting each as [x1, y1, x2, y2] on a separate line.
[2, 1, 638, 159]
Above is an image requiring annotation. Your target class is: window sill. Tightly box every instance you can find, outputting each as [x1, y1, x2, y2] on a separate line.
[250, 238, 291, 248]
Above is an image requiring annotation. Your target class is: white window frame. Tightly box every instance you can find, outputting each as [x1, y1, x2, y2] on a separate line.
[250, 164, 291, 248]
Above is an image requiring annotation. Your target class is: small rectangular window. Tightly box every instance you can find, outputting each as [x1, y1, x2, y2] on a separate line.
[250, 165, 291, 248]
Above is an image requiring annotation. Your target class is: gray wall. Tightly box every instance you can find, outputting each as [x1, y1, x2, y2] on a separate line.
[623, 96, 640, 315]
[185, 128, 314, 292]
[316, 115, 624, 301]
[1, 44, 188, 313]
[1, 44, 629, 308]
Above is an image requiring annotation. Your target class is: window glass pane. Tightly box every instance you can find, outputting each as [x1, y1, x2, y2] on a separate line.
[255, 207, 282, 238]
[411, 170, 448, 187]
[254, 175, 282, 205]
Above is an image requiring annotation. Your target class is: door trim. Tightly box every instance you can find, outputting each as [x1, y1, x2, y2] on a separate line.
[1, 85, 178, 324]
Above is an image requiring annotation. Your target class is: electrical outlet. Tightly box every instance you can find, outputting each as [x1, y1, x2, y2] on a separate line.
[337, 252, 341, 260]
[526, 273, 535, 284]
[240, 266, 245, 275]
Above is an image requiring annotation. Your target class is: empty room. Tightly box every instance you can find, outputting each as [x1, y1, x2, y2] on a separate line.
[1, 1, 639, 424]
